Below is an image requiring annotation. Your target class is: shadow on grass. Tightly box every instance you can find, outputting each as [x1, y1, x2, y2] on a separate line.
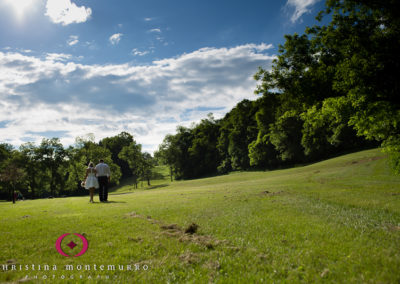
[90, 201, 127, 204]
[146, 184, 169, 190]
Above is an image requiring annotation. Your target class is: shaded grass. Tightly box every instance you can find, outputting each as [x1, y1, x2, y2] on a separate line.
[0, 149, 400, 283]
[109, 165, 170, 194]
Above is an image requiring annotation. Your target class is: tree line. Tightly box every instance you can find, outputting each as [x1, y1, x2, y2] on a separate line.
[1, 0, 398, 198]
[155, 0, 398, 179]
[0, 132, 155, 200]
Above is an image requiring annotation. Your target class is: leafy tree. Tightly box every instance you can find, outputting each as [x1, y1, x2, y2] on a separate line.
[309, 0, 400, 172]
[0, 153, 26, 203]
[73, 136, 121, 185]
[269, 110, 305, 163]
[248, 95, 280, 168]
[254, 32, 339, 116]
[140, 152, 154, 186]
[301, 96, 369, 160]
[217, 101, 258, 171]
[119, 140, 143, 188]
[99, 132, 134, 178]
[166, 126, 194, 180]
[0, 143, 14, 198]
[19, 142, 42, 198]
[35, 138, 67, 197]
[188, 114, 221, 177]
[155, 134, 178, 182]
[64, 145, 87, 194]
[0, 143, 13, 164]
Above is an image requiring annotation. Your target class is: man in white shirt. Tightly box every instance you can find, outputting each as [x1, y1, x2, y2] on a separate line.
[95, 159, 111, 202]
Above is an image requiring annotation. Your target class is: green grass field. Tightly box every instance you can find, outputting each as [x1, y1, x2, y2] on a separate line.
[1, 149, 400, 283]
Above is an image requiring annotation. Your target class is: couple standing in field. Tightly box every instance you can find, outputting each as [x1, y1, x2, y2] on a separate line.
[82, 159, 111, 203]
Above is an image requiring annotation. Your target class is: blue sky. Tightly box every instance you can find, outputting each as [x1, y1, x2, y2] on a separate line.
[0, 0, 325, 153]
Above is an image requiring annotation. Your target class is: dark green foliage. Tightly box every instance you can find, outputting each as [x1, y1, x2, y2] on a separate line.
[141, 152, 154, 186]
[118, 140, 143, 188]
[313, 0, 400, 172]
[156, 116, 221, 180]
[217, 101, 258, 171]
[35, 138, 67, 197]
[156, 126, 194, 180]
[189, 115, 221, 177]
[118, 139, 156, 188]
[99, 132, 134, 178]
[0, 148, 26, 201]
[248, 95, 280, 168]
[301, 97, 368, 160]
[269, 111, 305, 163]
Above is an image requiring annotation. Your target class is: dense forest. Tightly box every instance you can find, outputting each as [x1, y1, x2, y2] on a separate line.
[1, 0, 399, 199]
[0, 132, 155, 200]
[155, 0, 399, 179]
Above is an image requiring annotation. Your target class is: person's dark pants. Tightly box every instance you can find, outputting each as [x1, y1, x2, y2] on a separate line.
[98, 176, 109, 202]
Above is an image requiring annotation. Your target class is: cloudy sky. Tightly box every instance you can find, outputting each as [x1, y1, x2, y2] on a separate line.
[0, 0, 324, 153]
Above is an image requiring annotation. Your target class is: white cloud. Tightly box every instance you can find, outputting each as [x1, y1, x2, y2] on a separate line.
[144, 17, 153, 22]
[149, 28, 161, 33]
[286, 0, 320, 23]
[45, 0, 92, 26]
[45, 52, 72, 62]
[132, 48, 149, 56]
[67, 35, 79, 46]
[109, 33, 123, 45]
[0, 43, 275, 153]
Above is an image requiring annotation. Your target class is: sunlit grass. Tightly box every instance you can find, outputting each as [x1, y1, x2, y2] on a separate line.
[0, 149, 399, 283]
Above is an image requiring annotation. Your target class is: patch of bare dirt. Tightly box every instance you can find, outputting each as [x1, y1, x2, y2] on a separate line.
[128, 212, 141, 218]
[386, 224, 400, 232]
[184, 223, 199, 234]
[320, 268, 330, 278]
[160, 222, 228, 249]
[203, 260, 221, 271]
[127, 212, 228, 249]
[160, 224, 181, 230]
[179, 252, 200, 265]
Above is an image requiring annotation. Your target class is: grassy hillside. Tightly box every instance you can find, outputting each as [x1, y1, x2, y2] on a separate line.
[1, 149, 399, 283]
[108, 165, 171, 194]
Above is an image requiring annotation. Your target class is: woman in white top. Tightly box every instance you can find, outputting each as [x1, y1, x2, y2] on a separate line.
[83, 162, 99, 203]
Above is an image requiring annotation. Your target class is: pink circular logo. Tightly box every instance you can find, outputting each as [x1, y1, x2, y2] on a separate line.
[55, 233, 89, 257]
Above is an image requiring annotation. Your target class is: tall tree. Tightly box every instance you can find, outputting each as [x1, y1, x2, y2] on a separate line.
[119, 140, 143, 188]
[188, 114, 221, 177]
[309, 0, 400, 172]
[73, 136, 122, 185]
[0, 153, 26, 203]
[19, 142, 41, 198]
[155, 134, 178, 182]
[140, 152, 154, 186]
[248, 95, 280, 168]
[99, 132, 134, 178]
[217, 100, 258, 172]
[35, 138, 66, 197]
